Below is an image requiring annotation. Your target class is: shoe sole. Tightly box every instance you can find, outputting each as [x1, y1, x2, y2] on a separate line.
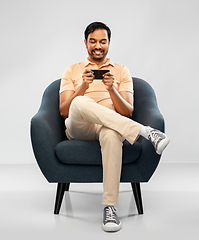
[102, 222, 122, 232]
[156, 137, 170, 155]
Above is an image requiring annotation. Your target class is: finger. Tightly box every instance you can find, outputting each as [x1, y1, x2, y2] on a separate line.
[83, 71, 94, 78]
[103, 76, 114, 82]
[102, 78, 114, 84]
[103, 71, 113, 77]
[84, 68, 93, 74]
[86, 73, 94, 78]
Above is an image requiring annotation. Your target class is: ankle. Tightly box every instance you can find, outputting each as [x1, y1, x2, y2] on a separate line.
[139, 126, 149, 140]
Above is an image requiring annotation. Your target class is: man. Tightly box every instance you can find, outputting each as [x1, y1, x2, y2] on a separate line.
[59, 22, 170, 232]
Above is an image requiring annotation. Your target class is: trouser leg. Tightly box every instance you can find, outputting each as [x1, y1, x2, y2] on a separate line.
[99, 127, 124, 206]
[65, 96, 142, 206]
[66, 96, 142, 143]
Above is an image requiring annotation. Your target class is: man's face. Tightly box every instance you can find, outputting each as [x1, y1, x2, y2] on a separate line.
[84, 29, 110, 62]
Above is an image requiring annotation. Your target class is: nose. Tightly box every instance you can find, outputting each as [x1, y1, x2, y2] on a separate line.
[95, 41, 101, 49]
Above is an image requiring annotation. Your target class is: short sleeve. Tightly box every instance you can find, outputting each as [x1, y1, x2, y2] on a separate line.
[59, 65, 75, 94]
[118, 66, 133, 94]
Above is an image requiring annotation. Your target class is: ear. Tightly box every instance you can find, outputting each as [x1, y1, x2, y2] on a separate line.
[84, 39, 87, 49]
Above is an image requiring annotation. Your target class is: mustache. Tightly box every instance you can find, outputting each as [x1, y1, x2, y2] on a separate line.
[92, 49, 104, 52]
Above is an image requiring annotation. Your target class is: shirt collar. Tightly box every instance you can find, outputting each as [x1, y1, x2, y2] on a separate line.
[84, 58, 115, 68]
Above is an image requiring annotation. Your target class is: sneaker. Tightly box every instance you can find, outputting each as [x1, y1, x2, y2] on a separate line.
[146, 126, 170, 155]
[102, 206, 122, 232]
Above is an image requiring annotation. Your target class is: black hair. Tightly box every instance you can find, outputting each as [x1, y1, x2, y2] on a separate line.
[84, 22, 111, 41]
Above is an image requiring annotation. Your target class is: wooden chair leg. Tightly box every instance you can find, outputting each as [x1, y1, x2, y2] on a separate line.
[131, 182, 144, 214]
[54, 183, 70, 214]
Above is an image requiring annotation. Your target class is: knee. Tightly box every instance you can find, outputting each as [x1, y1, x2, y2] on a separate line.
[71, 96, 86, 106]
[70, 96, 88, 111]
[71, 96, 94, 109]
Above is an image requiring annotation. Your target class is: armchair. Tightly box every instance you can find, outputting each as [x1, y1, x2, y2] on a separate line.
[30, 77, 164, 215]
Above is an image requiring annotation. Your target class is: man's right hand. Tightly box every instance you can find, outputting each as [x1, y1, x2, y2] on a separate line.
[82, 69, 95, 89]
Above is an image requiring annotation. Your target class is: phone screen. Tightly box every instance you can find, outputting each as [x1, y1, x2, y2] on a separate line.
[91, 69, 110, 79]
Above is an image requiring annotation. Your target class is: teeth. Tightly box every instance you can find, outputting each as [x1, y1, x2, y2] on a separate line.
[94, 50, 102, 54]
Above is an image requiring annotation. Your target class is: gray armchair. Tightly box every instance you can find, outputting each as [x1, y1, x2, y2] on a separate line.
[30, 77, 165, 215]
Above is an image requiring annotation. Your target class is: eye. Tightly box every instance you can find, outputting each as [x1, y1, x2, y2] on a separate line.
[89, 39, 96, 44]
[101, 40, 107, 44]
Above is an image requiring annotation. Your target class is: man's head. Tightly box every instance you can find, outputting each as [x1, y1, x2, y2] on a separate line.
[84, 22, 111, 64]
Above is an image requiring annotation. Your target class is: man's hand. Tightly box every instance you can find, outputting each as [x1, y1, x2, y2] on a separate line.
[82, 69, 95, 89]
[102, 71, 115, 90]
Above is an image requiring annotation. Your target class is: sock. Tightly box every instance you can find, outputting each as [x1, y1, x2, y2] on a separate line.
[139, 126, 149, 140]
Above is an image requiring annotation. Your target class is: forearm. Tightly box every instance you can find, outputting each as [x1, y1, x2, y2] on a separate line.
[59, 83, 88, 119]
[108, 87, 133, 117]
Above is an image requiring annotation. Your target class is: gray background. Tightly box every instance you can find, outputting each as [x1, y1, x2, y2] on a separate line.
[1, 0, 198, 164]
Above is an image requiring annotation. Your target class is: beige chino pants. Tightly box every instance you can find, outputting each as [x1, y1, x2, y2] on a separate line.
[65, 96, 142, 206]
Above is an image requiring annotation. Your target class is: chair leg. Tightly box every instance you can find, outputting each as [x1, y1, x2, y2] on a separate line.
[54, 183, 70, 214]
[65, 183, 70, 191]
[131, 182, 144, 214]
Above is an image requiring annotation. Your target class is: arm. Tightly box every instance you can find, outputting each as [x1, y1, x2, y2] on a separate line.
[103, 72, 134, 117]
[108, 87, 134, 117]
[59, 69, 94, 119]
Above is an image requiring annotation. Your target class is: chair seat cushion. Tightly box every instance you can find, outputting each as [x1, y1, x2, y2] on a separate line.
[55, 140, 141, 165]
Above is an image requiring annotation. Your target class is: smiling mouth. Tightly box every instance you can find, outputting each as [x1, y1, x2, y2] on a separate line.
[92, 50, 104, 55]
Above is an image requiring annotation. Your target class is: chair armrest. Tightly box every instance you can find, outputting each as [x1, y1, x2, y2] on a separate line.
[30, 109, 66, 181]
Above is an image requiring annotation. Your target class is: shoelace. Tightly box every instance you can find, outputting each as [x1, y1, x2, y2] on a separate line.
[105, 206, 117, 223]
[148, 130, 162, 147]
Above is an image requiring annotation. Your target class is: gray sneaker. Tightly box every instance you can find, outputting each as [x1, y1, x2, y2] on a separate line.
[102, 206, 122, 232]
[146, 127, 170, 155]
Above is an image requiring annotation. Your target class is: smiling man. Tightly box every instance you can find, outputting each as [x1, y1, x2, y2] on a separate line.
[59, 22, 170, 232]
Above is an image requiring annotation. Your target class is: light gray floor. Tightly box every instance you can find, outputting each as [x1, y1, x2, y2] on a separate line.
[0, 163, 199, 240]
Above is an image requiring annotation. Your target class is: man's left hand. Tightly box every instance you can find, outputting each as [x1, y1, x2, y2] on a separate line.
[102, 72, 115, 90]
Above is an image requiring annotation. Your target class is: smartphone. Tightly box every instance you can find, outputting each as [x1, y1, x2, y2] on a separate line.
[91, 69, 110, 79]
